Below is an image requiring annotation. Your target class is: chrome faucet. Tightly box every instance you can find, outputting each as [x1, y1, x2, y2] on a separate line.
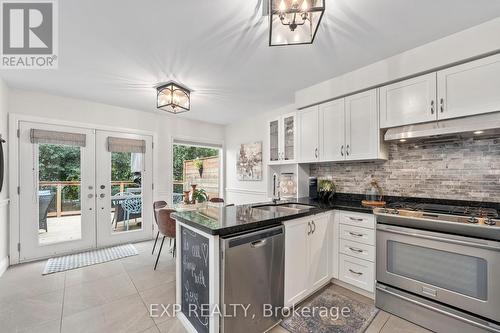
[272, 173, 280, 204]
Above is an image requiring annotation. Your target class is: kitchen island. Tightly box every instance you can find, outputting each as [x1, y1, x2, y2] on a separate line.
[171, 196, 372, 333]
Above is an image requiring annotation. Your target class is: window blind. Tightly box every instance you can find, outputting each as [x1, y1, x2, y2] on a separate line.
[30, 129, 86, 147]
[107, 137, 146, 153]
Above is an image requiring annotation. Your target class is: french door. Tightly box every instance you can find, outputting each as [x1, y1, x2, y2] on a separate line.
[18, 121, 153, 261]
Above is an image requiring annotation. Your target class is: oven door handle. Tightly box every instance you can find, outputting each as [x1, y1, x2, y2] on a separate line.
[377, 225, 500, 251]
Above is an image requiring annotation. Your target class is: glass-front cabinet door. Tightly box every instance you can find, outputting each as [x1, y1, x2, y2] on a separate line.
[282, 114, 296, 162]
[269, 119, 279, 162]
[268, 113, 296, 164]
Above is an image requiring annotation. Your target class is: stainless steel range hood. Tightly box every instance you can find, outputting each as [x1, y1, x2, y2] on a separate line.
[384, 112, 500, 142]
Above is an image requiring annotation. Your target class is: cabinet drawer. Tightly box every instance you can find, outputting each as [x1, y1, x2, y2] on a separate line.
[340, 224, 375, 245]
[339, 239, 375, 262]
[340, 211, 375, 229]
[339, 254, 374, 292]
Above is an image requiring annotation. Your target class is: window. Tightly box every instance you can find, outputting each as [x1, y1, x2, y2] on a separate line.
[172, 141, 222, 204]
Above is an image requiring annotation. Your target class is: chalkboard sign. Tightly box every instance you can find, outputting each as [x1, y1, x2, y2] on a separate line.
[181, 226, 210, 333]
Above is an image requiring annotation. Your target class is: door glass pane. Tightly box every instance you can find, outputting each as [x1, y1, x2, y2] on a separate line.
[38, 143, 82, 245]
[387, 241, 487, 300]
[110, 152, 143, 233]
[270, 120, 279, 161]
[284, 116, 294, 160]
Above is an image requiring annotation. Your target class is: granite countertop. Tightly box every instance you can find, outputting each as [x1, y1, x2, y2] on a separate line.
[172, 194, 373, 236]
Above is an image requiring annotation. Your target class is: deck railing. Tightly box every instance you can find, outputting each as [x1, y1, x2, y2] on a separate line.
[39, 180, 136, 217]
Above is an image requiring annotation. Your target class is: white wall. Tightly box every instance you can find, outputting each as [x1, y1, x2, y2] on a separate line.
[225, 104, 295, 205]
[8, 89, 225, 205]
[0, 78, 9, 275]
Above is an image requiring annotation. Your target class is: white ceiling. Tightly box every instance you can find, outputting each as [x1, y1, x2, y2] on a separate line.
[2, 0, 500, 124]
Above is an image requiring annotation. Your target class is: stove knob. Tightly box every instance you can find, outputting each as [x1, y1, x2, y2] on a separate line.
[484, 218, 496, 226]
[467, 216, 479, 224]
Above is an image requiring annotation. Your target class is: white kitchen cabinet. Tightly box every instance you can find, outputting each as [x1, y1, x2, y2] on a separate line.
[339, 254, 375, 293]
[380, 73, 437, 128]
[308, 214, 330, 291]
[437, 53, 500, 120]
[284, 213, 331, 306]
[283, 218, 310, 306]
[320, 99, 345, 161]
[298, 89, 386, 163]
[345, 89, 386, 161]
[268, 112, 297, 164]
[298, 106, 319, 163]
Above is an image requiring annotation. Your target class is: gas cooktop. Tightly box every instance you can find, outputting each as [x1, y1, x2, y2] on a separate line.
[374, 202, 500, 241]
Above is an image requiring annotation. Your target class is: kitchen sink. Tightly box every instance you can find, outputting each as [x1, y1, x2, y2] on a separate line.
[252, 203, 315, 214]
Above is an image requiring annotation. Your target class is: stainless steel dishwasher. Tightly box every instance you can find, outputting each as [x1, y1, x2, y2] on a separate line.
[220, 225, 284, 333]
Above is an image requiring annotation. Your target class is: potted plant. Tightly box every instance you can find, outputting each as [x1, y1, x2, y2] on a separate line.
[192, 188, 208, 203]
[194, 158, 204, 178]
[318, 179, 336, 202]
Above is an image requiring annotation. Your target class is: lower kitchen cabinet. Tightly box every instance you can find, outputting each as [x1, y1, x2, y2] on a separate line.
[337, 211, 376, 294]
[284, 213, 331, 306]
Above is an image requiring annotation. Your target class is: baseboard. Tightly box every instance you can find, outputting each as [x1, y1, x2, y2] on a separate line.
[332, 278, 375, 300]
[0, 256, 9, 277]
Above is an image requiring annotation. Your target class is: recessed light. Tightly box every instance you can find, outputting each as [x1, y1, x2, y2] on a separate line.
[399, 139, 407, 142]
[473, 130, 484, 135]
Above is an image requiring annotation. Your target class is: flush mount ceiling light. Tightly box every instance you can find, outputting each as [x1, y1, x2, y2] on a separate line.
[156, 82, 190, 114]
[269, 0, 325, 46]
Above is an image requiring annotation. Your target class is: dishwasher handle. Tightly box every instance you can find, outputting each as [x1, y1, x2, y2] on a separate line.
[251, 239, 267, 248]
[226, 226, 283, 248]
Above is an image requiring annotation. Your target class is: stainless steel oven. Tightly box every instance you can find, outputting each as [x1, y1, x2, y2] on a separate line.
[377, 224, 500, 323]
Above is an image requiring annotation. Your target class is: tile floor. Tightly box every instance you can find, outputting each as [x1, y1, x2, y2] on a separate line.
[0, 240, 432, 333]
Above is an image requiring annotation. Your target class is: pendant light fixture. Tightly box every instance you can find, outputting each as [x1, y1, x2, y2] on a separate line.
[156, 82, 191, 114]
[269, 0, 325, 46]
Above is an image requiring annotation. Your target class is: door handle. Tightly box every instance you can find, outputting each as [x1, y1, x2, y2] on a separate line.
[346, 144, 350, 156]
[341, 145, 344, 156]
[349, 217, 364, 222]
[349, 269, 363, 275]
[440, 98, 444, 113]
[314, 148, 318, 158]
[312, 221, 316, 234]
[430, 100, 435, 114]
[348, 232, 364, 237]
[307, 222, 311, 235]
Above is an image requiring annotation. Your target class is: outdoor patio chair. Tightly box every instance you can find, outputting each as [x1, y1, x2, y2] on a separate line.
[121, 197, 142, 231]
[152, 200, 167, 254]
[38, 191, 55, 232]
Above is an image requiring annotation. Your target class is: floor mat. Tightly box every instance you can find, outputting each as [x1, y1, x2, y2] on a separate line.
[281, 285, 378, 333]
[42, 244, 138, 275]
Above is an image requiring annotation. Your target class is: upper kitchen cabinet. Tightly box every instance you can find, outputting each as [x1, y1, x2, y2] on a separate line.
[437, 53, 500, 120]
[380, 73, 437, 128]
[345, 89, 387, 161]
[320, 99, 345, 161]
[298, 106, 320, 163]
[268, 112, 297, 164]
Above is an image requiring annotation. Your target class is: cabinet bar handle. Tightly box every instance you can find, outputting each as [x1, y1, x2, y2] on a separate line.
[349, 269, 363, 275]
[307, 222, 312, 235]
[349, 232, 364, 237]
[346, 144, 350, 156]
[348, 247, 363, 253]
[430, 100, 435, 114]
[312, 221, 316, 234]
[341, 145, 344, 156]
[440, 98, 444, 113]
[349, 217, 364, 221]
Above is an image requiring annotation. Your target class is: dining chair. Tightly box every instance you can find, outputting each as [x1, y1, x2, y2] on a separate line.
[209, 197, 224, 203]
[121, 197, 142, 231]
[154, 208, 177, 270]
[152, 200, 167, 254]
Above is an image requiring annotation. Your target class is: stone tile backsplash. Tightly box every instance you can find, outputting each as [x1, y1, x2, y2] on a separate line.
[310, 137, 500, 202]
